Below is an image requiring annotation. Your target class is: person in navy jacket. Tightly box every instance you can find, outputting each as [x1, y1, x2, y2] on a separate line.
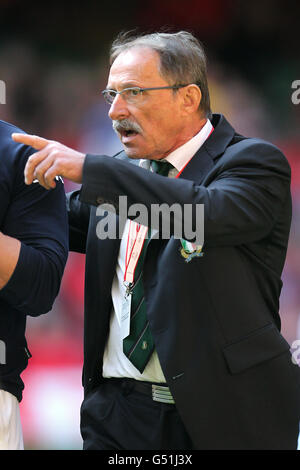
[0, 120, 68, 449]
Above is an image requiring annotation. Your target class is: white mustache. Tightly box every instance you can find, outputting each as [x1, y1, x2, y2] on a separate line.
[112, 119, 142, 134]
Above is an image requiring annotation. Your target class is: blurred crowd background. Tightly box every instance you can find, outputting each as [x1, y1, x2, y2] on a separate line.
[0, 0, 299, 450]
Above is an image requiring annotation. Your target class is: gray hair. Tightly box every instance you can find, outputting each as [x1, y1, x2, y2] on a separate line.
[109, 30, 212, 118]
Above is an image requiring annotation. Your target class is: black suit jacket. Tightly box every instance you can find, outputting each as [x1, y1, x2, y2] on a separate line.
[68, 114, 300, 449]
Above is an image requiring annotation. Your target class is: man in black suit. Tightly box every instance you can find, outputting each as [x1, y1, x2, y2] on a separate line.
[0, 120, 68, 449]
[12, 31, 300, 450]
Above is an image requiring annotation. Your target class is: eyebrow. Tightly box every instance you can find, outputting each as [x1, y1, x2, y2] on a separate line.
[106, 82, 140, 90]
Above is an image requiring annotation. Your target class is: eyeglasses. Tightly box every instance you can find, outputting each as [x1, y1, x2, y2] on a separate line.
[101, 84, 192, 105]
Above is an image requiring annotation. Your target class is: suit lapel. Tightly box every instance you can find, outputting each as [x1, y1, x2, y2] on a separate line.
[178, 114, 235, 184]
[91, 206, 121, 292]
[178, 145, 214, 184]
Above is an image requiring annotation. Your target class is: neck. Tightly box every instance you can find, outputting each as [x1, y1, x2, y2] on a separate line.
[187, 116, 208, 139]
[156, 116, 208, 160]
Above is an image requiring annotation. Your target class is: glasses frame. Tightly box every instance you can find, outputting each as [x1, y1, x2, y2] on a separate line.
[101, 84, 193, 105]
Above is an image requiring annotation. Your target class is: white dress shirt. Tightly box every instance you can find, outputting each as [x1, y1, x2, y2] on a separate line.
[102, 119, 213, 382]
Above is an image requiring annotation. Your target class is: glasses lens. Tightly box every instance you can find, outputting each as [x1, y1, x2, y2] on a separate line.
[102, 87, 144, 104]
[102, 90, 116, 104]
[122, 87, 141, 104]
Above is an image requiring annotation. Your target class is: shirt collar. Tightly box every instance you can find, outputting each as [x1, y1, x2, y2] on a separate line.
[164, 119, 213, 172]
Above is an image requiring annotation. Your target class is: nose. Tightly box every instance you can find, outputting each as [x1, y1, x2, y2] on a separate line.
[108, 93, 130, 121]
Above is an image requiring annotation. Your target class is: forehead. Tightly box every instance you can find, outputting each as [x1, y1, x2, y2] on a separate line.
[108, 47, 164, 87]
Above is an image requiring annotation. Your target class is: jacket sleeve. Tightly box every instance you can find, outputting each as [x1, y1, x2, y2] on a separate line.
[0, 139, 69, 316]
[78, 140, 291, 247]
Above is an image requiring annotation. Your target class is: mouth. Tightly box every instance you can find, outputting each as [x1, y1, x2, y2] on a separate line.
[119, 129, 139, 143]
[113, 119, 142, 144]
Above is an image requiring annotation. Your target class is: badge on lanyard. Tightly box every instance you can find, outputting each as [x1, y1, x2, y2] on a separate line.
[121, 221, 148, 339]
[120, 284, 132, 340]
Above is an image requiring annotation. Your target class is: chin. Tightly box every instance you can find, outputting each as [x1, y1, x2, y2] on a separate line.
[123, 146, 146, 160]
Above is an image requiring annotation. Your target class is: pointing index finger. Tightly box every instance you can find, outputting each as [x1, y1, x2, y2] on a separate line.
[11, 133, 50, 150]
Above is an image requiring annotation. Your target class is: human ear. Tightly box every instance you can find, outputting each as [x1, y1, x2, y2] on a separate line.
[181, 84, 202, 116]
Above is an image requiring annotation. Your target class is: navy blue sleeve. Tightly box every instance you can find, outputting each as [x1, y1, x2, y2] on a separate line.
[0, 120, 69, 316]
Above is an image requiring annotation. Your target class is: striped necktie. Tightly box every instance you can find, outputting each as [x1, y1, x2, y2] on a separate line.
[122, 159, 173, 372]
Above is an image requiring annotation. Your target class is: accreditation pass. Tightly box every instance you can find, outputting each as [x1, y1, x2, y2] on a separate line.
[121, 221, 148, 340]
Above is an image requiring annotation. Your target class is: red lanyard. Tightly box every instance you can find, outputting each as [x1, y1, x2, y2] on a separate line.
[124, 221, 148, 285]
